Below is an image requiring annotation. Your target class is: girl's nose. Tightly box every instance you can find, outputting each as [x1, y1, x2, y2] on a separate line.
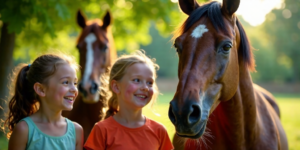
[140, 83, 149, 92]
[71, 84, 78, 93]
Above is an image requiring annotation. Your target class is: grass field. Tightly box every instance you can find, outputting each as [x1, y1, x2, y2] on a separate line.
[0, 93, 299, 150]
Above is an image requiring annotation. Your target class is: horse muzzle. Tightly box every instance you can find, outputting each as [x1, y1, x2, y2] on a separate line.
[78, 81, 100, 103]
[169, 100, 207, 139]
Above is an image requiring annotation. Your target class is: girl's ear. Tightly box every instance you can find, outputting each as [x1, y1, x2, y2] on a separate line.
[111, 80, 120, 94]
[33, 82, 46, 97]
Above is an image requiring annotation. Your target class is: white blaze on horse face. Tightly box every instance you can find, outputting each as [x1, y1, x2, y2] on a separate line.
[83, 33, 96, 85]
[191, 24, 209, 38]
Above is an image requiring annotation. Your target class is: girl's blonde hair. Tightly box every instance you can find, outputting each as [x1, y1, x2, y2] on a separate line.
[105, 50, 159, 118]
[3, 53, 79, 138]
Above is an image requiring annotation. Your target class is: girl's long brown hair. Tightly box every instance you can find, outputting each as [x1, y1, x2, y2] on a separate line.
[2, 54, 78, 138]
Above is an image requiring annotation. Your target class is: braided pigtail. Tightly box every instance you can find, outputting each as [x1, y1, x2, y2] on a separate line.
[104, 94, 119, 119]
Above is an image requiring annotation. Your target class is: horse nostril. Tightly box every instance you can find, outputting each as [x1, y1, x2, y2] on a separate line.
[78, 82, 87, 97]
[188, 104, 201, 124]
[168, 103, 177, 125]
[90, 82, 99, 94]
[78, 82, 84, 92]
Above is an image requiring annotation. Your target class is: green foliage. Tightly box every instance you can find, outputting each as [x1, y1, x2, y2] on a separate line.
[242, 19, 293, 83]
[140, 24, 179, 78]
[237, 9, 298, 83]
[261, 0, 300, 82]
[3, 0, 297, 82]
[0, 0, 185, 62]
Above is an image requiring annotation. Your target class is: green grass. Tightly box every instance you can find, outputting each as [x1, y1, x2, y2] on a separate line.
[275, 94, 300, 150]
[1, 93, 299, 150]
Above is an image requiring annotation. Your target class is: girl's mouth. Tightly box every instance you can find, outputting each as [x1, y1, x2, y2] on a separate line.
[134, 94, 147, 99]
[64, 97, 75, 103]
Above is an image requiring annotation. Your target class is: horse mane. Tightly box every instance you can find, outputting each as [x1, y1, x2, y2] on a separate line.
[236, 18, 255, 71]
[173, 1, 255, 70]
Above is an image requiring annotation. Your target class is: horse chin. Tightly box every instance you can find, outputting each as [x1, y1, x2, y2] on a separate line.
[177, 121, 207, 139]
[82, 93, 100, 104]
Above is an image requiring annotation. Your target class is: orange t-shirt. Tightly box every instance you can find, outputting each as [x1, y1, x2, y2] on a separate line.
[84, 116, 174, 150]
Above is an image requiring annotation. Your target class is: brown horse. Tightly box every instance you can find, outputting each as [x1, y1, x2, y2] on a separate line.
[63, 10, 116, 141]
[169, 0, 288, 149]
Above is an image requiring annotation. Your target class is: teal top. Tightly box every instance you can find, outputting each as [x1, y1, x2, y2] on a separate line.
[21, 117, 76, 150]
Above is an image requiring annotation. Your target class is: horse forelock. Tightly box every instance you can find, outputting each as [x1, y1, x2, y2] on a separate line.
[77, 22, 108, 44]
[87, 19, 103, 26]
[173, 2, 226, 39]
[173, 1, 255, 71]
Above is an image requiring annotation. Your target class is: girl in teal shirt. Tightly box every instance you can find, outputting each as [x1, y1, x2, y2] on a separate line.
[4, 53, 83, 150]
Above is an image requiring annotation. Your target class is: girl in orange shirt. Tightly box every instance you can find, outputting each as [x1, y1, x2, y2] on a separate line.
[84, 50, 174, 150]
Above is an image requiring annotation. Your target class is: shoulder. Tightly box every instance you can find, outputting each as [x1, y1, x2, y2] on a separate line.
[145, 118, 173, 149]
[72, 121, 83, 138]
[72, 121, 83, 131]
[94, 117, 114, 128]
[147, 118, 167, 130]
[8, 120, 29, 149]
[13, 120, 29, 135]
[72, 122, 84, 149]
[89, 117, 117, 135]
[146, 118, 169, 134]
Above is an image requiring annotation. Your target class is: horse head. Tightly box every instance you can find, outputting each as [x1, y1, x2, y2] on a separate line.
[169, 0, 255, 139]
[76, 10, 115, 103]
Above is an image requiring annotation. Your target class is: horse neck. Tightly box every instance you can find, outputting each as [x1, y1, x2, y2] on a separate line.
[236, 62, 259, 147]
[210, 63, 258, 149]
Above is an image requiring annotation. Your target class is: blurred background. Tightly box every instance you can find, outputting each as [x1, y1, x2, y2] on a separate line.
[0, 0, 299, 149]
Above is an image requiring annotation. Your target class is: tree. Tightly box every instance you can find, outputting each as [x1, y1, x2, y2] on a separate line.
[262, 0, 300, 82]
[0, 0, 182, 107]
[238, 17, 293, 83]
[140, 23, 179, 78]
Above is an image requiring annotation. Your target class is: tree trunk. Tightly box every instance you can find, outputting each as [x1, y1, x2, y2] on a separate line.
[0, 23, 15, 121]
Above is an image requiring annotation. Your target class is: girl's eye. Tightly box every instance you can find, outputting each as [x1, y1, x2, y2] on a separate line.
[63, 81, 69, 85]
[74, 82, 78, 86]
[133, 79, 140, 82]
[147, 81, 153, 86]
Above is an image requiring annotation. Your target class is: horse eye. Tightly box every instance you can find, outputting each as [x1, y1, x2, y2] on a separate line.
[173, 43, 177, 48]
[100, 45, 108, 51]
[223, 44, 232, 51]
[174, 43, 182, 54]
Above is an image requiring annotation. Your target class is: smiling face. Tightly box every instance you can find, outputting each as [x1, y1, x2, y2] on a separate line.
[42, 63, 78, 111]
[113, 63, 154, 111]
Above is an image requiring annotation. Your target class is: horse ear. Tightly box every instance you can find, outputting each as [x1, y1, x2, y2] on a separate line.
[178, 0, 200, 15]
[221, 0, 240, 17]
[102, 10, 111, 30]
[77, 10, 86, 29]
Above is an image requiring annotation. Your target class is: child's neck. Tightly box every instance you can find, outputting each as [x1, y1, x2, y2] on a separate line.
[113, 108, 146, 128]
[30, 108, 67, 137]
[33, 107, 63, 123]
